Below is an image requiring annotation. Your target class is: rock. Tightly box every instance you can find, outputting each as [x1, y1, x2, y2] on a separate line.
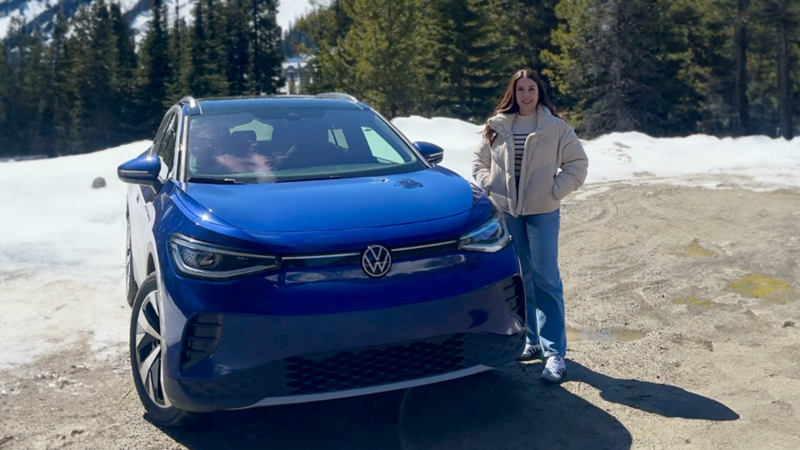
[783, 320, 795, 328]
[91, 177, 106, 189]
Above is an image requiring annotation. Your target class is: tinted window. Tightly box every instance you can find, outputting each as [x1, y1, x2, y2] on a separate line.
[157, 113, 178, 178]
[186, 108, 425, 183]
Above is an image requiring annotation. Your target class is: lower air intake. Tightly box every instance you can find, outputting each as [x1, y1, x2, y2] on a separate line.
[181, 314, 223, 370]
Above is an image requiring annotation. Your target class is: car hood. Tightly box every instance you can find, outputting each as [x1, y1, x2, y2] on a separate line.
[180, 168, 474, 232]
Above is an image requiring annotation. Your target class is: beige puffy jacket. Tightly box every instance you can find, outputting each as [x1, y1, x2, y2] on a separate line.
[472, 106, 589, 217]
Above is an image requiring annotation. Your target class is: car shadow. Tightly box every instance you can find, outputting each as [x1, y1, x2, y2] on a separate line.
[153, 363, 640, 450]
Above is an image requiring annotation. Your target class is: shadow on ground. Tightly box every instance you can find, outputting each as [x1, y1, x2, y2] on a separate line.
[567, 361, 740, 421]
[155, 362, 737, 450]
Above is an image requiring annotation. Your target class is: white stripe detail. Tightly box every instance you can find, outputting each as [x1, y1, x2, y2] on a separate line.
[230, 365, 492, 409]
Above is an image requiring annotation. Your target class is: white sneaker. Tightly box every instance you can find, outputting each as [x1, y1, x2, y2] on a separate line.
[542, 355, 566, 383]
[517, 341, 542, 361]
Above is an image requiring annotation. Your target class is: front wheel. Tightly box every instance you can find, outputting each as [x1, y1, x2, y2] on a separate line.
[129, 274, 196, 427]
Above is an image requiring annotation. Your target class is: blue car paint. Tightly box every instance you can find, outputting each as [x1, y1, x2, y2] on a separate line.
[124, 96, 525, 413]
[183, 168, 472, 232]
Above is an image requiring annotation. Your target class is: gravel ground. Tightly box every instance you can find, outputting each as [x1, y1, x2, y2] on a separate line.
[1, 181, 799, 450]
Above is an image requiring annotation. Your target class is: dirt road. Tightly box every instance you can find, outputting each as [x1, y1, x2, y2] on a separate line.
[1, 181, 799, 450]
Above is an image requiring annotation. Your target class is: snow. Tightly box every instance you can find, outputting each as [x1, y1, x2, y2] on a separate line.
[1, 115, 799, 369]
[393, 116, 800, 191]
[277, 0, 316, 31]
[130, 0, 196, 46]
[0, 0, 65, 39]
[0, 142, 149, 368]
[1, 0, 309, 41]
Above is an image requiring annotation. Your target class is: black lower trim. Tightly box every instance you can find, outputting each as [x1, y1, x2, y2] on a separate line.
[170, 331, 524, 411]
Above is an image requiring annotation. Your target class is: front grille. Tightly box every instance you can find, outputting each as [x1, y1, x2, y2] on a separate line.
[179, 332, 523, 401]
[390, 240, 459, 261]
[281, 239, 459, 270]
[284, 334, 466, 395]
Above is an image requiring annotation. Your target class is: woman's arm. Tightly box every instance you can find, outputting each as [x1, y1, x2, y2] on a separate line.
[472, 139, 493, 192]
[552, 125, 588, 201]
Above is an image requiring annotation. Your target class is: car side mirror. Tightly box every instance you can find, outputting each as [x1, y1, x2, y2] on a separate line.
[118, 154, 163, 191]
[413, 141, 444, 166]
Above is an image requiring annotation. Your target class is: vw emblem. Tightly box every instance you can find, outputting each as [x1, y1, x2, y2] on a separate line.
[362, 244, 392, 278]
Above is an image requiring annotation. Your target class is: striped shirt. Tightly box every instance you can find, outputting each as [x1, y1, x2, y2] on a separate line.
[511, 113, 537, 191]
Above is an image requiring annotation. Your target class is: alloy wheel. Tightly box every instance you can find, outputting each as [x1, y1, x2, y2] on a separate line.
[134, 291, 171, 408]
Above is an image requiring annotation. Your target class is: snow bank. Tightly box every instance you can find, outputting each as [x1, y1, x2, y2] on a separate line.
[393, 116, 800, 189]
[0, 141, 149, 368]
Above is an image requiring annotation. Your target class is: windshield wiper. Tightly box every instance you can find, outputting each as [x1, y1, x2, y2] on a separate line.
[275, 175, 342, 183]
[187, 177, 242, 184]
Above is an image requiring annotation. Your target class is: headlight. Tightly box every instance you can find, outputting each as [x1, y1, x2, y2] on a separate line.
[169, 234, 280, 280]
[458, 213, 512, 253]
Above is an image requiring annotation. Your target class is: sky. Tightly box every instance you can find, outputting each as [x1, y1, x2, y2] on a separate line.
[1, 117, 799, 368]
[277, 0, 316, 31]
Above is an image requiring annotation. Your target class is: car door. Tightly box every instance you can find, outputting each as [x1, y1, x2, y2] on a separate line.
[130, 111, 178, 284]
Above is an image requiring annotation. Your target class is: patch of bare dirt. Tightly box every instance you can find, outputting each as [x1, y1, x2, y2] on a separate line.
[2, 182, 799, 449]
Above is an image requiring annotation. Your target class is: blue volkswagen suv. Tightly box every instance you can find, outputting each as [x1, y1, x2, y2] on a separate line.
[118, 94, 525, 426]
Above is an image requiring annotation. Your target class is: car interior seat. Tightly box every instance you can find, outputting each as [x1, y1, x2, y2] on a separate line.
[229, 130, 257, 157]
[284, 122, 344, 169]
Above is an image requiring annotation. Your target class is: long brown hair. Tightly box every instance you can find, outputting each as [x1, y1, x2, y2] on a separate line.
[482, 68, 560, 143]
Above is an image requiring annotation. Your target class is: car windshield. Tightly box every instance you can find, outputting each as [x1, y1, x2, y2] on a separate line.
[185, 108, 426, 183]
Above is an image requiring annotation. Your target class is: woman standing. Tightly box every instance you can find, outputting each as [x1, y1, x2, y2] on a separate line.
[472, 69, 588, 383]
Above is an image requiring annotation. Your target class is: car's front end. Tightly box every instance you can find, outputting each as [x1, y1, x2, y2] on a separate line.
[156, 186, 525, 411]
[121, 95, 526, 421]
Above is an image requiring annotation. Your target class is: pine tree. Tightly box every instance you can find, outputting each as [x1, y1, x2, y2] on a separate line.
[746, 0, 798, 137]
[543, 0, 663, 136]
[74, 0, 120, 151]
[340, 0, 424, 117]
[189, 0, 228, 97]
[757, 0, 798, 139]
[250, 0, 284, 94]
[109, 2, 139, 142]
[732, 0, 750, 135]
[23, 27, 49, 155]
[49, 10, 80, 156]
[655, 0, 729, 136]
[427, 0, 511, 120]
[4, 18, 48, 156]
[0, 44, 11, 157]
[226, 0, 251, 94]
[502, 0, 559, 72]
[167, 0, 191, 102]
[138, 0, 173, 133]
[295, 0, 356, 94]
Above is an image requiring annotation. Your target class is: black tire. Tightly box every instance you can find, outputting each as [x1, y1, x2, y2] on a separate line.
[125, 219, 138, 307]
[130, 274, 196, 427]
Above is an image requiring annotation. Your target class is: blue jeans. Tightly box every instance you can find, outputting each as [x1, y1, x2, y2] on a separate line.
[503, 210, 566, 357]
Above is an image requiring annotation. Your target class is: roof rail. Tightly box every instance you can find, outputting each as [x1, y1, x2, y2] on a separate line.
[179, 96, 202, 114]
[179, 96, 197, 107]
[316, 92, 360, 103]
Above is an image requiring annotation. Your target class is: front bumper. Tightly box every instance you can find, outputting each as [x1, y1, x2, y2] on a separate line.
[159, 246, 525, 412]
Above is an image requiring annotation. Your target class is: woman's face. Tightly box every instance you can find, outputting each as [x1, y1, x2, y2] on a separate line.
[515, 77, 539, 116]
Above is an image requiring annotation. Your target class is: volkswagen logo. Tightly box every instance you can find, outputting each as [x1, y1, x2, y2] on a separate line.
[362, 244, 392, 278]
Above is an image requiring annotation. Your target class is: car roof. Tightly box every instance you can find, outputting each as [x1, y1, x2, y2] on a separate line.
[181, 95, 369, 116]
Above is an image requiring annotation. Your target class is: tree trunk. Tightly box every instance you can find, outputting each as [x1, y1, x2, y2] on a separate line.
[734, 0, 749, 135]
[777, 18, 792, 139]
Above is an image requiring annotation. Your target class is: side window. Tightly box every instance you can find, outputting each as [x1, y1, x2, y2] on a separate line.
[156, 113, 178, 179]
